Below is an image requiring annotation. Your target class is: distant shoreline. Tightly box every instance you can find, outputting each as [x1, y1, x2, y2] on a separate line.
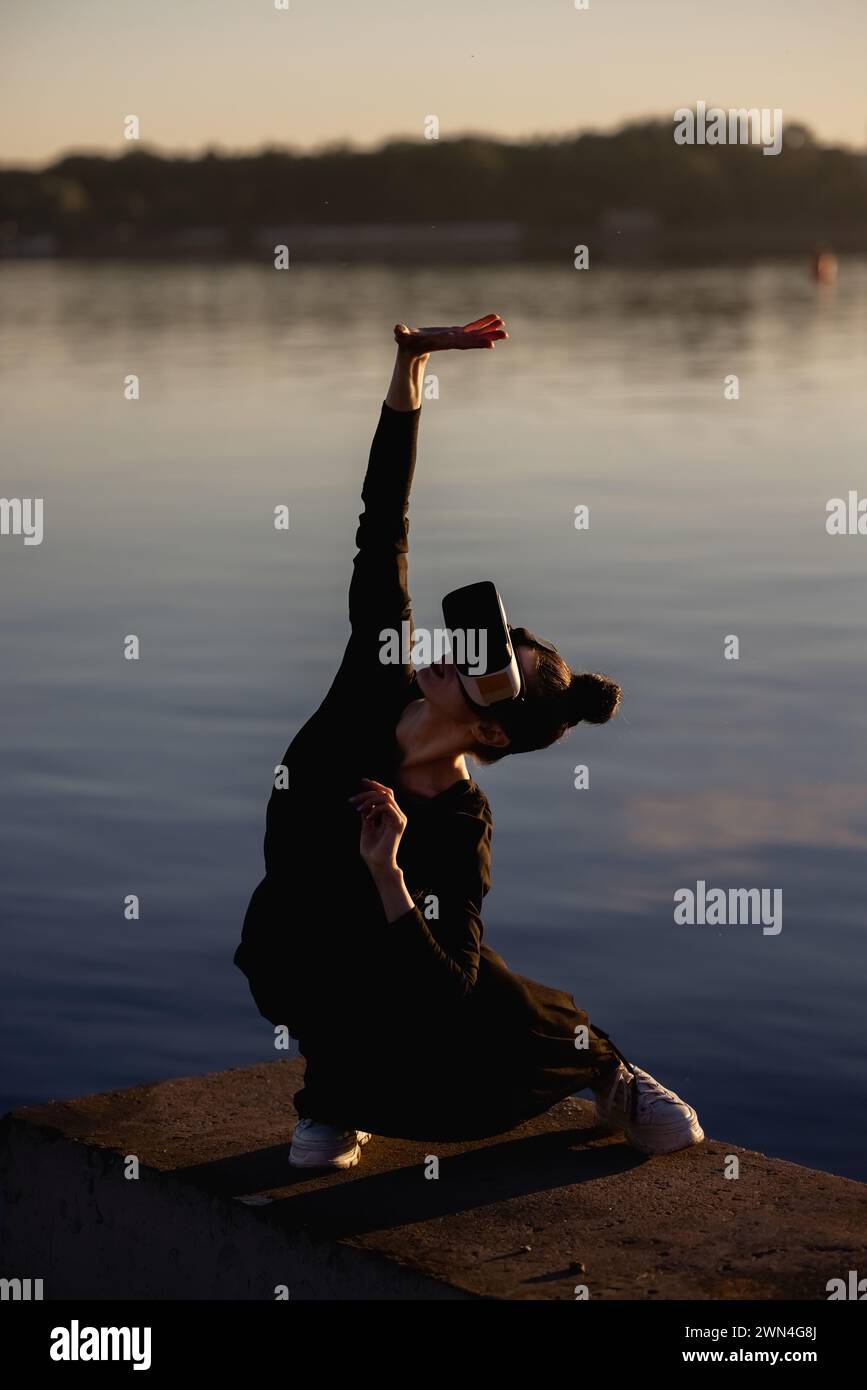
[2, 221, 864, 264]
[3, 122, 865, 264]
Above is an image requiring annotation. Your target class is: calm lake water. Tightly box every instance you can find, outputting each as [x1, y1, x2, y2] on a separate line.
[2, 260, 866, 1179]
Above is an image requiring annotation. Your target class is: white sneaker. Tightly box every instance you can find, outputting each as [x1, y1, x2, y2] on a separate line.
[289, 1119, 372, 1170]
[593, 1062, 704, 1155]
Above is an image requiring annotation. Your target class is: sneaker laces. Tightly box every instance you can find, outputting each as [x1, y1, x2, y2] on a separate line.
[592, 1027, 641, 1121]
[631, 1073, 682, 1121]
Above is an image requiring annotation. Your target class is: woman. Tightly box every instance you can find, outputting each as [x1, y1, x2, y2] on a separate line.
[234, 314, 704, 1168]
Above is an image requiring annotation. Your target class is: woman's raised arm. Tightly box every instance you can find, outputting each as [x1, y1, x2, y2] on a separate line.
[347, 315, 509, 665]
[295, 317, 509, 731]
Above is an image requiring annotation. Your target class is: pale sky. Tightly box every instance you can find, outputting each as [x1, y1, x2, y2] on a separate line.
[2, 0, 865, 165]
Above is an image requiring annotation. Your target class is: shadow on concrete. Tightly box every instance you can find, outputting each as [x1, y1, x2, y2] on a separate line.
[172, 1125, 648, 1240]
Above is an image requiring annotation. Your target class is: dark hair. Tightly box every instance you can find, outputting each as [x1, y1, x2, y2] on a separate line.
[471, 630, 621, 765]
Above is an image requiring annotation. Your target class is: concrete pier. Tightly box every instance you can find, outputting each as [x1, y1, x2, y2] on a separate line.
[2, 1058, 864, 1300]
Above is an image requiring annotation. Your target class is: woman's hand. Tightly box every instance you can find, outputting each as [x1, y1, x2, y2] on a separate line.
[350, 778, 407, 872]
[394, 314, 508, 356]
[350, 779, 416, 921]
[386, 314, 508, 408]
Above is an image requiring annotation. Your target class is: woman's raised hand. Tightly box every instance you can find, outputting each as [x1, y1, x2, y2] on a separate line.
[394, 314, 508, 355]
[349, 778, 408, 872]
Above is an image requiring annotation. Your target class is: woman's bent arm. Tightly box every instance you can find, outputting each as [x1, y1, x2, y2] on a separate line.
[357, 782, 490, 1002]
[373, 862, 484, 1000]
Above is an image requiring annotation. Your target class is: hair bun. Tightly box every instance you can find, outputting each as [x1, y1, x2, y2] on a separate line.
[566, 671, 622, 726]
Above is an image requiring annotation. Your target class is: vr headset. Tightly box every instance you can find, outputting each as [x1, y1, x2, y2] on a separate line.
[441, 580, 558, 723]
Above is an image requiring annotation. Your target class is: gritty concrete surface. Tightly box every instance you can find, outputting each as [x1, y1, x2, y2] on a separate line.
[2, 1058, 865, 1300]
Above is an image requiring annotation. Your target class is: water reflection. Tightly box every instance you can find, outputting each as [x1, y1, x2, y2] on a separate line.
[1, 260, 865, 1178]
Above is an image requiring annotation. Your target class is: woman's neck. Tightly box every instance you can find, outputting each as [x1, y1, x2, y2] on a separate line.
[395, 699, 469, 798]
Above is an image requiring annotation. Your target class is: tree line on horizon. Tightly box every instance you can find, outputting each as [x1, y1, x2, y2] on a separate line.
[1, 120, 865, 252]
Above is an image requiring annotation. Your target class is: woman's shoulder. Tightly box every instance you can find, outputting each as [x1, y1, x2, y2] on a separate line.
[434, 776, 492, 824]
[448, 780, 494, 861]
[436, 779, 493, 895]
[462, 778, 493, 825]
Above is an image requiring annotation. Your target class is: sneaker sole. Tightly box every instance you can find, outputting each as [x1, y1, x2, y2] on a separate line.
[289, 1141, 362, 1170]
[596, 1109, 705, 1155]
[625, 1119, 705, 1155]
[288, 1129, 372, 1170]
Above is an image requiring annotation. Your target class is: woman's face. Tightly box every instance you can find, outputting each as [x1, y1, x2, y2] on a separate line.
[414, 655, 476, 724]
[415, 646, 538, 730]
